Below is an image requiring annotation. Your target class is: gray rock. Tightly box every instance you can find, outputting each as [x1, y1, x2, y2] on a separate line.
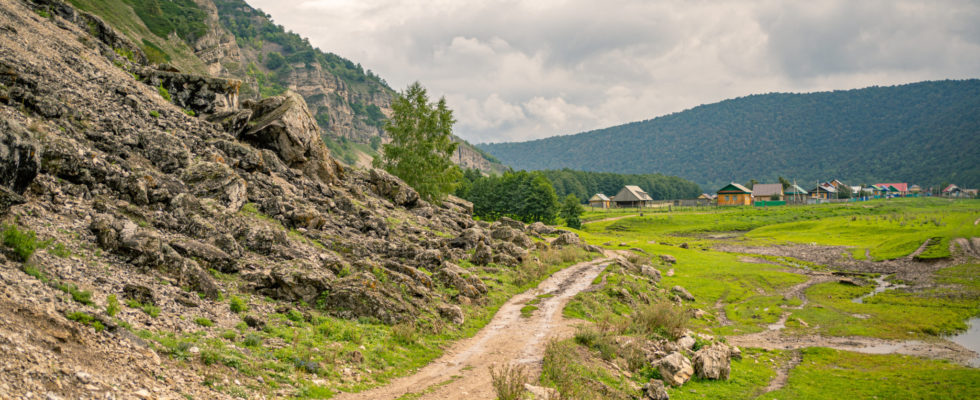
[242, 91, 340, 183]
[0, 120, 40, 196]
[660, 254, 677, 264]
[671, 286, 695, 301]
[122, 284, 155, 306]
[368, 168, 420, 208]
[471, 241, 493, 266]
[657, 352, 694, 386]
[553, 232, 581, 247]
[437, 304, 465, 325]
[527, 221, 556, 235]
[434, 263, 487, 298]
[693, 346, 731, 380]
[497, 216, 525, 230]
[641, 265, 662, 282]
[644, 379, 670, 400]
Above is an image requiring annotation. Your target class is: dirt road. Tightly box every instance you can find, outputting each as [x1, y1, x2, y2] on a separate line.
[334, 257, 613, 400]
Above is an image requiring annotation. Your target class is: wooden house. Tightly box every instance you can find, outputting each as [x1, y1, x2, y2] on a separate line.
[943, 184, 962, 197]
[809, 184, 836, 199]
[612, 185, 653, 208]
[784, 184, 807, 202]
[874, 183, 909, 197]
[588, 193, 611, 208]
[752, 184, 783, 201]
[698, 193, 716, 201]
[716, 183, 753, 206]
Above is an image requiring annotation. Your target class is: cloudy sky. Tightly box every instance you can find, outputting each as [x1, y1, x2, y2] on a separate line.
[248, 0, 980, 144]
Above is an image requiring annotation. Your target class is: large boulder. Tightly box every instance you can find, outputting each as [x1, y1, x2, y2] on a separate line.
[497, 217, 525, 231]
[368, 168, 420, 208]
[324, 273, 412, 324]
[692, 345, 731, 380]
[553, 232, 581, 247]
[657, 352, 694, 387]
[470, 241, 493, 266]
[527, 221, 556, 235]
[241, 92, 340, 183]
[640, 265, 662, 282]
[246, 262, 335, 304]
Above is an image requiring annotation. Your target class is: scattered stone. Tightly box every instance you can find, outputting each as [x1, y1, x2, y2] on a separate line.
[643, 379, 670, 400]
[527, 221, 555, 235]
[679, 242, 689, 249]
[837, 277, 864, 286]
[666, 268, 675, 277]
[122, 284, 155, 306]
[671, 286, 695, 301]
[660, 254, 677, 264]
[470, 241, 493, 266]
[243, 315, 266, 330]
[640, 265, 662, 282]
[437, 304, 465, 325]
[677, 335, 696, 350]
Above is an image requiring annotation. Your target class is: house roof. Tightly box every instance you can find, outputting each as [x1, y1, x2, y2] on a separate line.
[784, 184, 807, 194]
[752, 184, 783, 197]
[589, 193, 610, 201]
[699, 193, 716, 199]
[875, 183, 908, 192]
[810, 185, 836, 193]
[613, 185, 653, 202]
[943, 184, 960, 193]
[850, 186, 862, 194]
[717, 182, 752, 194]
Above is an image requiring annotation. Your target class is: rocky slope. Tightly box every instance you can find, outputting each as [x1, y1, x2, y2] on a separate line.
[0, 1, 552, 397]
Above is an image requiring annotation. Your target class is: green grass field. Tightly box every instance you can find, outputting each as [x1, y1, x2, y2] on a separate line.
[552, 198, 980, 399]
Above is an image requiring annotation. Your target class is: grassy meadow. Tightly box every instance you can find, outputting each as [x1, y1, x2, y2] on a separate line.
[551, 198, 980, 398]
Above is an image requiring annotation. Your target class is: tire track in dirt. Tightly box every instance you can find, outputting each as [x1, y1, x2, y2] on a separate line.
[763, 349, 802, 394]
[334, 256, 614, 400]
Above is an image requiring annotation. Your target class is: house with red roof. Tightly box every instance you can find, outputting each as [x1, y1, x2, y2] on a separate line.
[874, 183, 909, 196]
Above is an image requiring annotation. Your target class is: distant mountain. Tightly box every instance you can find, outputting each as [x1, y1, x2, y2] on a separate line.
[479, 80, 980, 190]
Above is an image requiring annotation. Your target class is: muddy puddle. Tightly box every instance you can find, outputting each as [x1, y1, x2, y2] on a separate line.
[852, 274, 907, 304]
[947, 317, 980, 367]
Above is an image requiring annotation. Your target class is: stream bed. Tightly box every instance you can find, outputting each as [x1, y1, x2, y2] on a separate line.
[852, 274, 908, 304]
[948, 317, 980, 367]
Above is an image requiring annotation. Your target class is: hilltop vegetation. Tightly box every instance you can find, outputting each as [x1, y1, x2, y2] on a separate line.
[480, 80, 980, 190]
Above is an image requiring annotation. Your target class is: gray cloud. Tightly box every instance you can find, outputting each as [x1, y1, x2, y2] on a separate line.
[248, 0, 980, 143]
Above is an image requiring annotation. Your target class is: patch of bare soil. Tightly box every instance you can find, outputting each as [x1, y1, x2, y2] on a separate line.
[714, 242, 958, 285]
[582, 214, 637, 225]
[764, 349, 801, 393]
[728, 331, 977, 366]
[334, 256, 614, 400]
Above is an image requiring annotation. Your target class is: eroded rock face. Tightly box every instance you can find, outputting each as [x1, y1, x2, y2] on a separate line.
[657, 352, 694, 387]
[435, 262, 488, 299]
[242, 91, 340, 183]
[0, 120, 38, 214]
[139, 68, 240, 115]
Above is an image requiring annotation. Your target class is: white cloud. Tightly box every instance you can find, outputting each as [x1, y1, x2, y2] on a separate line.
[247, 0, 980, 143]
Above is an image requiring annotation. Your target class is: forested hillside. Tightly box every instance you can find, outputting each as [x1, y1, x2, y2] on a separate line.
[480, 80, 980, 189]
[539, 169, 701, 201]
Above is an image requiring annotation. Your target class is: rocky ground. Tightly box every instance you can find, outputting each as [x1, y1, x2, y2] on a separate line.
[0, 1, 574, 397]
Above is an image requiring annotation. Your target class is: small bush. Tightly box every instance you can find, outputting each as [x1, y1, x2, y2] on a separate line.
[242, 333, 262, 347]
[630, 302, 688, 340]
[2, 224, 42, 262]
[157, 84, 171, 102]
[229, 296, 247, 313]
[126, 299, 160, 317]
[520, 305, 538, 318]
[194, 317, 214, 327]
[182, 108, 196, 116]
[489, 363, 529, 400]
[149, 110, 160, 118]
[48, 242, 71, 258]
[66, 311, 105, 332]
[220, 330, 237, 340]
[58, 284, 94, 306]
[106, 294, 120, 317]
[200, 349, 221, 366]
[391, 322, 417, 345]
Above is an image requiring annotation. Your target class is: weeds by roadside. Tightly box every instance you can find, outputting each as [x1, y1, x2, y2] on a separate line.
[489, 363, 529, 400]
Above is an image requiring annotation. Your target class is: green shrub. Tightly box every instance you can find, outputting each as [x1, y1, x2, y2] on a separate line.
[630, 302, 689, 340]
[2, 224, 42, 262]
[149, 110, 160, 118]
[126, 299, 161, 317]
[229, 296, 247, 313]
[194, 317, 214, 327]
[220, 330, 237, 340]
[66, 311, 105, 332]
[242, 333, 262, 347]
[391, 323, 416, 345]
[106, 294, 120, 317]
[58, 284, 94, 306]
[47, 242, 71, 258]
[489, 363, 529, 400]
[157, 84, 171, 102]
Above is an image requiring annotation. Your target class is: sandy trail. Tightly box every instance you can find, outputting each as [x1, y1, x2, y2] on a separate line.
[582, 214, 637, 225]
[334, 256, 613, 400]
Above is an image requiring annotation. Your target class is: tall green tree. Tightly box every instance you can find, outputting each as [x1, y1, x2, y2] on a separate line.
[559, 194, 584, 229]
[377, 82, 461, 203]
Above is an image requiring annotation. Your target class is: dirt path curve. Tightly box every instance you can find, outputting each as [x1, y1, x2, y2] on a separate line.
[334, 256, 614, 400]
[582, 214, 636, 225]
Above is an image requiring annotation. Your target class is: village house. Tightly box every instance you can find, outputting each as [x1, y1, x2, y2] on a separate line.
[809, 184, 836, 199]
[751, 183, 783, 201]
[874, 183, 909, 197]
[612, 185, 654, 208]
[909, 184, 922, 194]
[588, 193, 611, 208]
[698, 193, 716, 201]
[943, 184, 962, 197]
[716, 183, 753, 206]
[784, 184, 808, 202]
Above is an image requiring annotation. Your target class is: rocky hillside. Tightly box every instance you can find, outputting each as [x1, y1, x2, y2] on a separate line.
[0, 1, 574, 397]
[63, 0, 505, 173]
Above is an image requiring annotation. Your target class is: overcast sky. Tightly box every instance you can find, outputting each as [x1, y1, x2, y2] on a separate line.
[247, 0, 980, 144]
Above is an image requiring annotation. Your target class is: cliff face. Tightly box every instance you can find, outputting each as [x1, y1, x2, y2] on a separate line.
[0, 1, 537, 397]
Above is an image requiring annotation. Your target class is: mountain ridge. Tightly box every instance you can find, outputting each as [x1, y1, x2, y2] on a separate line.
[479, 80, 980, 190]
